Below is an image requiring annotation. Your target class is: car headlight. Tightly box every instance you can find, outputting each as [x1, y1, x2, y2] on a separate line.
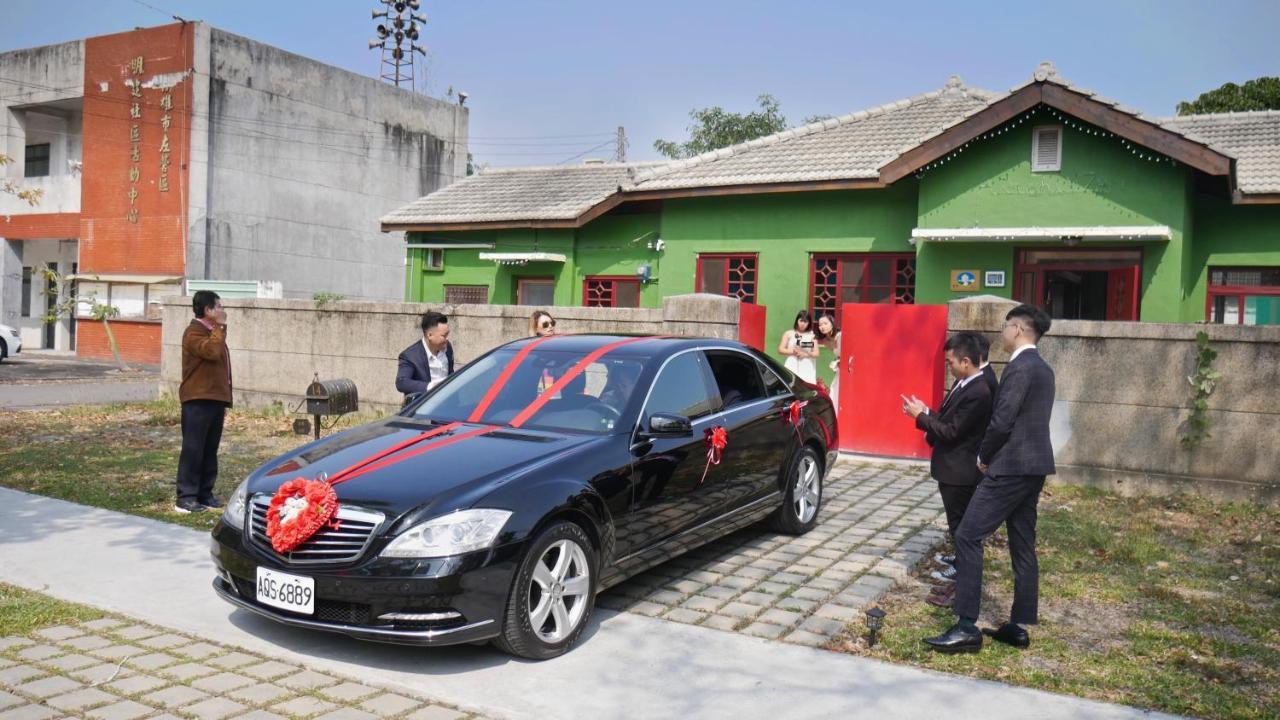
[222, 480, 249, 530]
[380, 509, 512, 558]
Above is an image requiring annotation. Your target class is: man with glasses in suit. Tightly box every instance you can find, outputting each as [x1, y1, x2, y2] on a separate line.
[924, 305, 1055, 654]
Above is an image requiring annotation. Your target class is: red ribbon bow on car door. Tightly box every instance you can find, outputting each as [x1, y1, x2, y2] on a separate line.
[699, 426, 729, 485]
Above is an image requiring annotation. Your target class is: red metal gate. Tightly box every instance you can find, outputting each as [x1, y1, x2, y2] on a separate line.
[838, 303, 948, 458]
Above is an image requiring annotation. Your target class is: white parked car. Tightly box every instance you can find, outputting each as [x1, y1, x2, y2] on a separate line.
[0, 323, 21, 362]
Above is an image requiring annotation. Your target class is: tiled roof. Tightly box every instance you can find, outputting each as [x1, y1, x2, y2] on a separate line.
[379, 163, 661, 226]
[628, 77, 996, 190]
[1160, 111, 1280, 194]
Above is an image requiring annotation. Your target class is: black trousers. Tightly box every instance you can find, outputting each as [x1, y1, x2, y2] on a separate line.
[176, 400, 226, 503]
[952, 474, 1045, 625]
[937, 482, 976, 539]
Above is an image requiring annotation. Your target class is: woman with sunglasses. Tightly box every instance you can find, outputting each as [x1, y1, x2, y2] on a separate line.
[530, 310, 557, 337]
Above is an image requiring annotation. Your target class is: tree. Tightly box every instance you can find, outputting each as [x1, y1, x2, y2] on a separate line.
[0, 153, 44, 206]
[654, 94, 788, 159]
[1177, 77, 1280, 115]
[40, 268, 132, 372]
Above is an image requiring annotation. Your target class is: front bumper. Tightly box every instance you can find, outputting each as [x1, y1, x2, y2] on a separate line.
[210, 520, 523, 647]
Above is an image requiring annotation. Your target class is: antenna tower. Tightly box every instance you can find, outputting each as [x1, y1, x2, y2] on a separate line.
[369, 1, 427, 88]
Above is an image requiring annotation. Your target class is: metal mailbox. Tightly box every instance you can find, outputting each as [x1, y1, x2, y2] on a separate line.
[306, 378, 359, 416]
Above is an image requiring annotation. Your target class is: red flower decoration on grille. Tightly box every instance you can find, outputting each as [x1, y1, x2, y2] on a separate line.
[699, 426, 729, 485]
[265, 478, 340, 554]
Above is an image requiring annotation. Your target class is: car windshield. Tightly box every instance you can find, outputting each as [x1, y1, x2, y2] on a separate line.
[410, 348, 647, 435]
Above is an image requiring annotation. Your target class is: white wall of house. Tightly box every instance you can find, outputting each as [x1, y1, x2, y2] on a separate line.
[13, 239, 79, 350]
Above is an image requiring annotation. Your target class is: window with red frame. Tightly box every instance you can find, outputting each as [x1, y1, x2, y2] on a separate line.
[697, 254, 758, 304]
[1207, 267, 1280, 326]
[811, 253, 916, 319]
[584, 277, 641, 308]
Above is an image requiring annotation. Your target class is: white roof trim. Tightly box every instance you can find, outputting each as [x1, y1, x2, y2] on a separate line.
[910, 225, 1172, 243]
[478, 252, 567, 266]
[67, 273, 182, 283]
[405, 243, 494, 250]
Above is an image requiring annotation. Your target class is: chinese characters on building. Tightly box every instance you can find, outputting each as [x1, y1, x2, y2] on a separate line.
[159, 88, 171, 193]
[126, 55, 143, 224]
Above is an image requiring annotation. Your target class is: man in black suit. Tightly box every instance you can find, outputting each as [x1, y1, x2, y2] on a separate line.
[925, 304, 1055, 654]
[902, 332, 993, 607]
[396, 311, 455, 401]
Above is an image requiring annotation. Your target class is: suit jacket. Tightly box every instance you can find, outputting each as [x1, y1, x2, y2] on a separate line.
[980, 363, 999, 398]
[978, 348, 1056, 477]
[396, 340, 455, 396]
[915, 375, 993, 486]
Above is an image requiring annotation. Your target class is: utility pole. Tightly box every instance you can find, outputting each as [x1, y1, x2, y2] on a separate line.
[369, 1, 428, 88]
[614, 126, 628, 163]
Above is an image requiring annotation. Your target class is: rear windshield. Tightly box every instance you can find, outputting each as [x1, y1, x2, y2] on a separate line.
[411, 348, 647, 434]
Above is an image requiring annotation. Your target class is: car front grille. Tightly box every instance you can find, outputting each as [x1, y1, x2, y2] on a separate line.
[231, 577, 371, 624]
[248, 494, 384, 565]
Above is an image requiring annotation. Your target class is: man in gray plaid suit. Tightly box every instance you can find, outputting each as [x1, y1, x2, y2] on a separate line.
[924, 304, 1055, 653]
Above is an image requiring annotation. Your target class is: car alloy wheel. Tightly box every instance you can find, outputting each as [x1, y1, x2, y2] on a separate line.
[496, 521, 597, 659]
[793, 454, 820, 524]
[527, 538, 591, 644]
[771, 446, 822, 534]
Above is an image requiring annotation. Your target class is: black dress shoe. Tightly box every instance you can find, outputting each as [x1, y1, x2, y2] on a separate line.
[982, 623, 1030, 648]
[923, 623, 982, 653]
[198, 497, 224, 510]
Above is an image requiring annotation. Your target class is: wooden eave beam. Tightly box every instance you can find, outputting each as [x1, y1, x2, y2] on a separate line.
[879, 86, 1044, 184]
[1040, 84, 1232, 177]
[618, 177, 884, 203]
[1232, 191, 1280, 205]
[381, 218, 582, 233]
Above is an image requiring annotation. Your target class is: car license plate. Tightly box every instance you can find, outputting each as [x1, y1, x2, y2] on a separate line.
[255, 567, 314, 615]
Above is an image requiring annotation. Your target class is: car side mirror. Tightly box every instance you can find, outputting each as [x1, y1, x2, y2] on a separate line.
[646, 413, 693, 438]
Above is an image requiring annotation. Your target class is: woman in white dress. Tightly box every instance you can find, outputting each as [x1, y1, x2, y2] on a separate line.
[816, 314, 842, 412]
[778, 310, 818, 384]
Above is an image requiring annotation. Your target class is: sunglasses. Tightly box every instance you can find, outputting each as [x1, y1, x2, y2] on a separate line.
[540, 319, 556, 329]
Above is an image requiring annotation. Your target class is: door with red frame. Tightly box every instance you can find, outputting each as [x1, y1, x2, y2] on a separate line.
[1106, 266, 1140, 321]
[839, 303, 947, 458]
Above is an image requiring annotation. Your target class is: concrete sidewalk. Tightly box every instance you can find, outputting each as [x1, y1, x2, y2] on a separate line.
[0, 488, 1177, 720]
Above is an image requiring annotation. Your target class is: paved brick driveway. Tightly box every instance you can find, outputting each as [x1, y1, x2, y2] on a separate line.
[600, 458, 945, 647]
[0, 619, 485, 720]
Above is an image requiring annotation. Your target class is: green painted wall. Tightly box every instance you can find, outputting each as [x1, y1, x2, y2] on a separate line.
[407, 228, 577, 305]
[915, 118, 1193, 320]
[572, 213, 663, 306]
[1186, 192, 1280, 319]
[659, 186, 918, 378]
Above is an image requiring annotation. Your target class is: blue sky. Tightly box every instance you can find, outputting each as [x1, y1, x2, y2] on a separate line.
[3, 0, 1278, 166]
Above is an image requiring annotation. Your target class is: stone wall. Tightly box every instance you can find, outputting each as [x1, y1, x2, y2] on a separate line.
[160, 293, 742, 413]
[949, 295, 1280, 502]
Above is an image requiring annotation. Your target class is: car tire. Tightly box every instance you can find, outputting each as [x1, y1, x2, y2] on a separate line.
[495, 521, 598, 660]
[771, 446, 822, 535]
[0, 339, 6, 363]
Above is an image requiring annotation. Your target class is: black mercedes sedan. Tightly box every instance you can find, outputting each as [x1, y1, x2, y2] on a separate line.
[211, 335, 837, 659]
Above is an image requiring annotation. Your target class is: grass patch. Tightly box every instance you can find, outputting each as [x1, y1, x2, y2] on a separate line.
[0, 582, 105, 636]
[830, 485, 1280, 720]
[0, 399, 378, 530]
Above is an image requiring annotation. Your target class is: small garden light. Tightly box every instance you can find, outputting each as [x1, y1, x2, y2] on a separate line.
[864, 606, 886, 647]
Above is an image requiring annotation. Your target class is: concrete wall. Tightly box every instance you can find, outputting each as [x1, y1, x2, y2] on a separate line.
[159, 293, 743, 413]
[190, 26, 468, 302]
[950, 295, 1280, 502]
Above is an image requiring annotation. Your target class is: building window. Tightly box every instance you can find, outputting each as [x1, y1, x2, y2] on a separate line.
[1031, 126, 1061, 172]
[444, 285, 488, 304]
[584, 277, 641, 308]
[811, 253, 916, 320]
[516, 277, 555, 306]
[1014, 248, 1142, 321]
[1207, 267, 1280, 326]
[24, 143, 50, 177]
[697, 254, 758, 304]
[21, 267, 32, 317]
[425, 248, 444, 270]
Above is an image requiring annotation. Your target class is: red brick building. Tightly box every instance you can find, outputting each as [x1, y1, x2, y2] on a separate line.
[2, 22, 467, 364]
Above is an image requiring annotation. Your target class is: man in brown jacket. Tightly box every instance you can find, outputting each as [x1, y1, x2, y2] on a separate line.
[176, 290, 232, 513]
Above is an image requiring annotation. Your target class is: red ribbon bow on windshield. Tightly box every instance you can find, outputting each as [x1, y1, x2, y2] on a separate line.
[699, 426, 729, 485]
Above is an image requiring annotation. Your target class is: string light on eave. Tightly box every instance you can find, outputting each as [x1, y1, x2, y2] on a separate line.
[914, 104, 1178, 180]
